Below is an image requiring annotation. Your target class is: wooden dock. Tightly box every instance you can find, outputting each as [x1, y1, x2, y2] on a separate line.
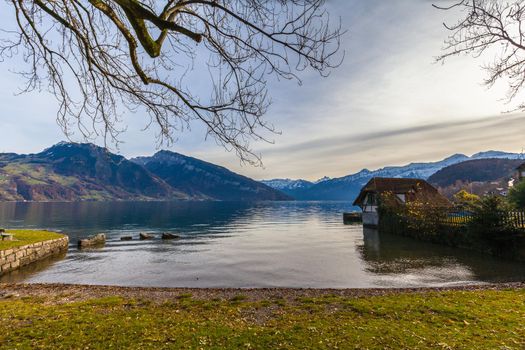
[343, 212, 362, 224]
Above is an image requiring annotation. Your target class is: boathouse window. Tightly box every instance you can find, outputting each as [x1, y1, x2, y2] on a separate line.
[364, 193, 377, 206]
[396, 193, 406, 203]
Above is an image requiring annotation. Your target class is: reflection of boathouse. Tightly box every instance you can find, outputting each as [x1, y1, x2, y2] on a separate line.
[353, 177, 449, 228]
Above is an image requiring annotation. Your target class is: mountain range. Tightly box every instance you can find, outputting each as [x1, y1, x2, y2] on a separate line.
[132, 151, 290, 201]
[0, 142, 289, 201]
[0, 143, 523, 202]
[261, 151, 524, 201]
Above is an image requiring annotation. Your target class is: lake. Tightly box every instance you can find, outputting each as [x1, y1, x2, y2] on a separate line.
[0, 201, 524, 288]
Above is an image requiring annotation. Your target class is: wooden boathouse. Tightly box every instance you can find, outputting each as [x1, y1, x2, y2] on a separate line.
[353, 177, 450, 228]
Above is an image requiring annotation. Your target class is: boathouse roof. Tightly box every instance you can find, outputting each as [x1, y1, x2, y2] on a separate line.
[352, 177, 450, 207]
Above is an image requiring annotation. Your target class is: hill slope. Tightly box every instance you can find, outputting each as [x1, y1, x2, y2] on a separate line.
[428, 158, 524, 187]
[132, 151, 291, 201]
[427, 158, 524, 197]
[0, 143, 182, 201]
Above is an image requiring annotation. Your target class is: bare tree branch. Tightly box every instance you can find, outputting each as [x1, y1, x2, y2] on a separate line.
[436, 0, 525, 110]
[0, 0, 343, 165]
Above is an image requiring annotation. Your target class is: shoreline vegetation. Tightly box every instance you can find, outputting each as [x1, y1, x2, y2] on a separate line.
[0, 283, 524, 349]
[377, 192, 525, 262]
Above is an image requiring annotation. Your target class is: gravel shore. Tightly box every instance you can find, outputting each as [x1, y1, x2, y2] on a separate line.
[1, 282, 524, 304]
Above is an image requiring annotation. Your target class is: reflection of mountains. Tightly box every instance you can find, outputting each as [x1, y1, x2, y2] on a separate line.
[358, 228, 525, 283]
[0, 201, 255, 240]
[0, 201, 346, 240]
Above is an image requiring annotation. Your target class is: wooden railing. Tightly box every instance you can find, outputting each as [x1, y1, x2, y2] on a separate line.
[442, 211, 525, 229]
[442, 212, 470, 227]
[502, 211, 525, 229]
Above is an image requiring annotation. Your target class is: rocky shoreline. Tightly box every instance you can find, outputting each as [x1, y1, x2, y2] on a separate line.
[1, 282, 523, 304]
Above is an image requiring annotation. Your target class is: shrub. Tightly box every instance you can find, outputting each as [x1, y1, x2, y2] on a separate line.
[468, 195, 514, 240]
[404, 200, 449, 236]
[453, 190, 480, 211]
[508, 180, 525, 209]
[378, 191, 449, 237]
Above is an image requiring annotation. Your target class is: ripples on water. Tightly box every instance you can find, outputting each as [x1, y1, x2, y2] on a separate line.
[0, 201, 524, 288]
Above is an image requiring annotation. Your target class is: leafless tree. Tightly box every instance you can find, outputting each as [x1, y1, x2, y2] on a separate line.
[0, 1, 342, 165]
[435, 0, 525, 109]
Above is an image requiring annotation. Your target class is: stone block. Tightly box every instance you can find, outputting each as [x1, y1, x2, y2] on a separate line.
[78, 233, 106, 248]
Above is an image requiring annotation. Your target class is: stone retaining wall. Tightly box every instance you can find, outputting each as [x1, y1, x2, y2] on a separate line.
[0, 236, 69, 275]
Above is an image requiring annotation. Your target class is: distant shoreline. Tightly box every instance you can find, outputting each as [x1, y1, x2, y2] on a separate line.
[0, 199, 220, 203]
[2, 282, 523, 303]
[0, 199, 296, 203]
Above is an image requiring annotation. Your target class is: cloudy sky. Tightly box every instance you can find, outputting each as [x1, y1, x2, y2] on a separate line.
[0, 0, 524, 181]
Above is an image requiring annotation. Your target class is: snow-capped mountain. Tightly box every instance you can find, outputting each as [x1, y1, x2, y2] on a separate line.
[260, 179, 314, 191]
[333, 153, 471, 185]
[260, 175, 333, 196]
[314, 176, 331, 184]
[261, 151, 523, 201]
[471, 151, 523, 160]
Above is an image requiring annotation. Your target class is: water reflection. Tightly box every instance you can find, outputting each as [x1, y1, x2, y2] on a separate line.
[0, 201, 523, 288]
[0, 201, 255, 240]
[358, 227, 525, 286]
[0, 251, 67, 284]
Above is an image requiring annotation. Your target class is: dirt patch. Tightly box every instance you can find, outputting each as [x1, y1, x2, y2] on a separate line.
[0, 282, 523, 305]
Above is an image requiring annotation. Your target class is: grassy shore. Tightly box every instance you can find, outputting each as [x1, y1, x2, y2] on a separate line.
[0, 284, 523, 349]
[0, 229, 65, 250]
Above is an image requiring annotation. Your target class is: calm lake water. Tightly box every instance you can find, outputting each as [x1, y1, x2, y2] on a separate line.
[0, 201, 524, 288]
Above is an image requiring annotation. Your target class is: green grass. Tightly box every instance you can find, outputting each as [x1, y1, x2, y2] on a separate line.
[0, 229, 65, 250]
[2, 164, 48, 185]
[0, 289, 523, 349]
[0, 173, 9, 185]
[1, 163, 78, 187]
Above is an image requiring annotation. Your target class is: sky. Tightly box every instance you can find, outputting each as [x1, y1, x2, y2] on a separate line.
[0, 0, 524, 181]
